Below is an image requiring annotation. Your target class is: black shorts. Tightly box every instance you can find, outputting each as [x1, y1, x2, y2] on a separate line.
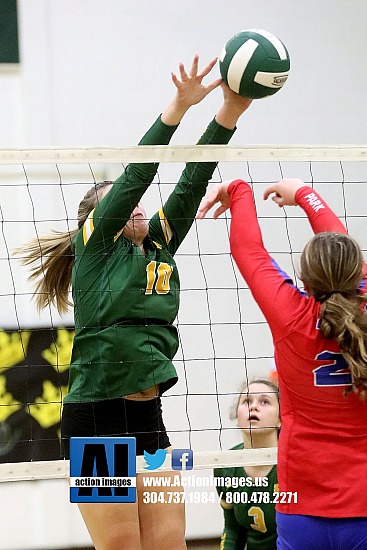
[61, 397, 170, 458]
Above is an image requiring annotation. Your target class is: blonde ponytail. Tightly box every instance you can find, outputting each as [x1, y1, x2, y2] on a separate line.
[15, 229, 78, 314]
[14, 180, 112, 316]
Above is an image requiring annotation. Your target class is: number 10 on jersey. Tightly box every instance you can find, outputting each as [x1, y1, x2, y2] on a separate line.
[145, 261, 173, 295]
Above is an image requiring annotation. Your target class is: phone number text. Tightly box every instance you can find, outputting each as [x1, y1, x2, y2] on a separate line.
[142, 491, 218, 504]
[221, 491, 298, 505]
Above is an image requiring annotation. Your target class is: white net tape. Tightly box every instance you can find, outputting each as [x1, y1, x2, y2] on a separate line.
[1, 144, 366, 481]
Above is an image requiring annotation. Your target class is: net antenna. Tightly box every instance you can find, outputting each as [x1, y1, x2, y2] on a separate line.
[1, 144, 366, 482]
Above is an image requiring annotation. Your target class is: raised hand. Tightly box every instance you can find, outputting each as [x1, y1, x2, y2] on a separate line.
[171, 54, 222, 108]
[215, 82, 253, 130]
[162, 55, 222, 126]
[196, 182, 232, 220]
[264, 178, 306, 207]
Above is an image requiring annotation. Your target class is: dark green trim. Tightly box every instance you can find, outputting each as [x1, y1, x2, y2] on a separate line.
[0, 0, 19, 63]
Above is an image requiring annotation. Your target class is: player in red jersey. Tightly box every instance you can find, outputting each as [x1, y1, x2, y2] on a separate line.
[198, 178, 367, 550]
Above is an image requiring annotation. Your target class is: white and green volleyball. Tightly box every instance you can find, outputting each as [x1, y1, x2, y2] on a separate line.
[219, 29, 290, 99]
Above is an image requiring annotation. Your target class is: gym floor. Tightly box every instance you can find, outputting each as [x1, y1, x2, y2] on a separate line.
[188, 540, 219, 549]
[73, 540, 219, 550]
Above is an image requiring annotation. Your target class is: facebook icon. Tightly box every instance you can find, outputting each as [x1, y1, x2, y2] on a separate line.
[171, 449, 194, 471]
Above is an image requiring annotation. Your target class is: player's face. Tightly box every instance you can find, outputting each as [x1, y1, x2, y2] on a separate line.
[237, 383, 280, 433]
[97, 185, 149, 245]
[122, 204, 149, 244]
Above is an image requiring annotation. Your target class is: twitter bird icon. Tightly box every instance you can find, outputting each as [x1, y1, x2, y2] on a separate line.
[143, 449, 167, 470]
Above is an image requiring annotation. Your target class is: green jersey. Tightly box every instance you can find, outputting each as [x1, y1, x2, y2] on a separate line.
[64, 115, 235, 403]
[214, 443, 278, 550]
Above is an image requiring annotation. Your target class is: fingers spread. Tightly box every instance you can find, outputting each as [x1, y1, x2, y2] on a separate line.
[179, 62, 188, 82]
[199, 57, 218, 78]
[205, 78, 223, 93]
[189, 54, 199, 78]
[171, 72, 179, 87]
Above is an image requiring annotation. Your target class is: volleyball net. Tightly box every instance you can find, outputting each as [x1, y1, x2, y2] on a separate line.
[0, 144, 366, 481]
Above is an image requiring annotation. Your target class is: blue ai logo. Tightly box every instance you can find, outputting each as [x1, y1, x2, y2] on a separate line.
[143, 449, 167, 470]
[69, 437, 136, 503]
[171, 449, 194, 471]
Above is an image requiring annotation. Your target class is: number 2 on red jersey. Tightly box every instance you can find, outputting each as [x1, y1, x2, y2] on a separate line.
[313, 351, 352, 387]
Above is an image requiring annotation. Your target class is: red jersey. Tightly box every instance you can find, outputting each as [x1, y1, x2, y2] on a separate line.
[228, 179, 367, 518]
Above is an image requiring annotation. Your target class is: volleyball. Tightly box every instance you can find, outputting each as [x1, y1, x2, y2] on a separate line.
[219, 29, 290, 99]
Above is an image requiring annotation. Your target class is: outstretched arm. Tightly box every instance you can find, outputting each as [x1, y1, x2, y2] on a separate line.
[80, 56, 222, 252]
[161, 54, 222, 126]
[264, 178, 347, 235]
[198, 179, 311, 339]
[264, 178, 367, 284]
[150, 83, 253, 254]
[198, 178, 367, 336]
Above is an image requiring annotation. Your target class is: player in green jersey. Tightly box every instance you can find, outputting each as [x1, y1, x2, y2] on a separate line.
[17, 55, 253, 549]
[214, 379, 280, 550]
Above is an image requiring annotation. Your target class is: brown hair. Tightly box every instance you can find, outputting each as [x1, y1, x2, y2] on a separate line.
[301, 232, 367, 398]
[14, 181, 112, 315]
[230, 378, 280, 422]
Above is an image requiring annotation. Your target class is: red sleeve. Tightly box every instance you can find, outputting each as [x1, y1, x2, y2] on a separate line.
[295, 186, 367, 289]
[228, 181, 367, 339]
[295, 186, 347, 235]
[228, 179, 306, 341]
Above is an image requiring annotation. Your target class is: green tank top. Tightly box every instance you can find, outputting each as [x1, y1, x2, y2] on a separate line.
[64, 115, 235, 402]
